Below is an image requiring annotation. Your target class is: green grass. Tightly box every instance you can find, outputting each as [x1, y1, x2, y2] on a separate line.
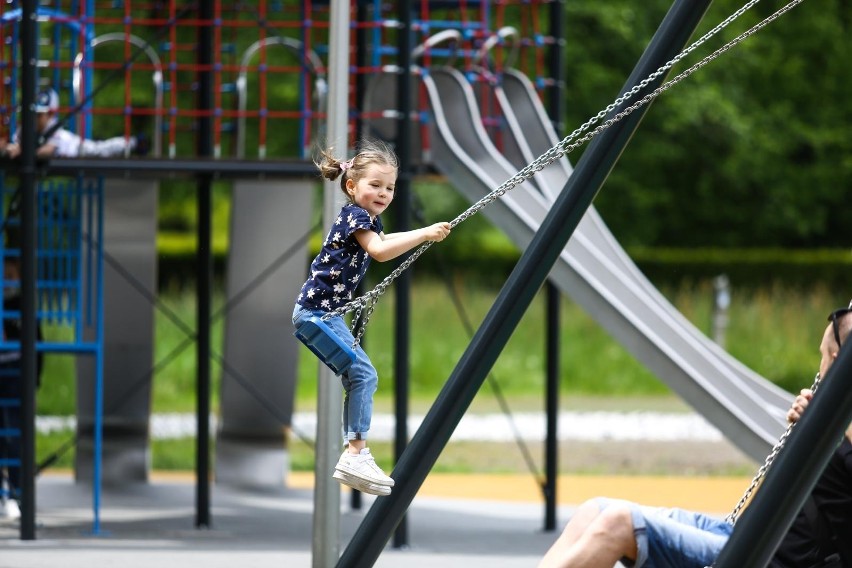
[293, 277, 831, 407]
[36, 432, 75, 471]
[32, 279, 838, 473]
[36, 278, 834, 417]
[36, 431, 213, 473]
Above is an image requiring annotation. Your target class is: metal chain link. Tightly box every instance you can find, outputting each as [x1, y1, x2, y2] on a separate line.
[702, 370, 822, 568]
[725, 371, 822, 525]
[352, 296, 375, 347]
[323, 0, 806, 349]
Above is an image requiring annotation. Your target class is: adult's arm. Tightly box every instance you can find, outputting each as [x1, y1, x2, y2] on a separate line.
[788, 388, 852, 443]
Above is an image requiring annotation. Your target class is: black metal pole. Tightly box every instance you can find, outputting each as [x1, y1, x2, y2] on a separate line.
[715, 347, 852, 567]
[336, 2, 712, 565]
[547, 0, 567, 141]
[18, 0, 38, 542]
[392, 0, 413, 550]
[543, 0, 566, 533]
[195, 0, 213, 529]
[350, 282, 365, 512]
[544, 285, 559, 532]
[354, 1, 369, 142]
[348, 0, 370, 514]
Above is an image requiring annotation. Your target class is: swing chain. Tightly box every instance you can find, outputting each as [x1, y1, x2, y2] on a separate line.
[724, 371, 823, 526]
[351, 296, 377, 348]
[349, 301, 365, 339]
[322, 0, 806, 345]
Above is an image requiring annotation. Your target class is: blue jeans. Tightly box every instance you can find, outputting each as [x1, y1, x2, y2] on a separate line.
[292, 305, 378, 443]
[597, 498, 733, 568]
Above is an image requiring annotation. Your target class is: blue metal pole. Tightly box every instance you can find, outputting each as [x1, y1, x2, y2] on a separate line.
[91, 178, 105, 534]
[84, 0, 95, 140]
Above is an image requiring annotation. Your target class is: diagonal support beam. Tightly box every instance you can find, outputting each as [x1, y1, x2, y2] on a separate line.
[337, 1, 714, 566]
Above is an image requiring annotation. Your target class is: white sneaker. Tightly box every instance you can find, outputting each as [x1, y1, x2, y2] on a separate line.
[334, 448, 394, 487]
[1, 499, 20, 520]
[332, 470, 391, 496]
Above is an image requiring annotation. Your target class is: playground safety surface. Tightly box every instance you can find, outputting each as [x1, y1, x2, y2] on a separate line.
[0, 470, 751, 568]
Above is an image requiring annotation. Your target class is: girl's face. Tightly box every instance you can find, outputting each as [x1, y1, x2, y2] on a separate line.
[346, 163, 397, 218]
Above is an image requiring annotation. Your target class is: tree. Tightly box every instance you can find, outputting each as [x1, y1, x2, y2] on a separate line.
[563, 0, 851, 248]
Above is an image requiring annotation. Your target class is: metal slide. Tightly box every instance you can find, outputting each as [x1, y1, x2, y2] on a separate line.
[364, 67, 791, 462]
[497, 68, 791, 407]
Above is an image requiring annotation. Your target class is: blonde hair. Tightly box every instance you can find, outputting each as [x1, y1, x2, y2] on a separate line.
[315, 138, 399, 199]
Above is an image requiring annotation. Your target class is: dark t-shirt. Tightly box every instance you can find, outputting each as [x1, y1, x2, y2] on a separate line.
[770, 437, 852, 567]
[296, 204, 382, 312]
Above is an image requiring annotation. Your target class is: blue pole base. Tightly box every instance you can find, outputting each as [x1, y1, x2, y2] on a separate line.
[294, 316, 356, 376]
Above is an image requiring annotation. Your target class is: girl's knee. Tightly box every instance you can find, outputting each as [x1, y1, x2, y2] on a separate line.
[348, 374, 377, 393]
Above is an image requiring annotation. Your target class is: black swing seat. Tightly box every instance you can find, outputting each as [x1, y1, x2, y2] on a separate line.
[294, 315, 356, 376]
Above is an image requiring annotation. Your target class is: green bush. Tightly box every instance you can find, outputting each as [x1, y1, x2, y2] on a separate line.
[155, 228, 852, 293]
[630, 247, 852, 292]
[151, 177, 852, 290]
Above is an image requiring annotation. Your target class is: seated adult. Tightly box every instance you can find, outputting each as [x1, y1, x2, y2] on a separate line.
[538, 303, 852, 568]
[2, 88, 147, 159]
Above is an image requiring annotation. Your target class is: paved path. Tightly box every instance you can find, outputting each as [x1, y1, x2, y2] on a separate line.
[0, 470, 752, 568]
[14, 409, 755, 567]
[38, 410, 724, 442]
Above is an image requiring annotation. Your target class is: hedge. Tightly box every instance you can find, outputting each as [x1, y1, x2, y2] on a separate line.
[629, 247, 852, 291]
[156, 229, 851, 293]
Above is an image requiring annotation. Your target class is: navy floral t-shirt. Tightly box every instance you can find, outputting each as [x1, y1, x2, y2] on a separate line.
[296, 203, 383, 312]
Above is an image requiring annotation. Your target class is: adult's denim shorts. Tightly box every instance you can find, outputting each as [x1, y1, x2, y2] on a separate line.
[597, 497, 733, 568]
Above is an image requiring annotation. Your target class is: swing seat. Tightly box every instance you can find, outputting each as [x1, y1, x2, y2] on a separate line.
[294, 315, 356, 376]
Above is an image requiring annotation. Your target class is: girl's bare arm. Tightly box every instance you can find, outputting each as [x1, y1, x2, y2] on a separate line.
[355, 222, 450, 263]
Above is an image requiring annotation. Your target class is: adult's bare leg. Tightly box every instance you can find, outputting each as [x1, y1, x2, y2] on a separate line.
[538, 500, 638, 568]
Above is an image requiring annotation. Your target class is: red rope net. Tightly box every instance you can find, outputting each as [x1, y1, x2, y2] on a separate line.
[0, 1, 555, 160]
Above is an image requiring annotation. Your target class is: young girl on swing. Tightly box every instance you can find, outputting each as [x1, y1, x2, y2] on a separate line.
[293, 138, 451, 496]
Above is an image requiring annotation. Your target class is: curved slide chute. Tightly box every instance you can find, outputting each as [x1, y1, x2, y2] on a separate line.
[363, 67, 790, 462]
[497, 68, 790, 409]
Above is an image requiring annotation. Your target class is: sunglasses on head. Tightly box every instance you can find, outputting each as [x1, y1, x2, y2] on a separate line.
[828, 300, 852, 350]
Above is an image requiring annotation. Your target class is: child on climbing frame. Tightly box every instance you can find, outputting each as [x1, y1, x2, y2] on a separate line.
[293, 138, 451, 496]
